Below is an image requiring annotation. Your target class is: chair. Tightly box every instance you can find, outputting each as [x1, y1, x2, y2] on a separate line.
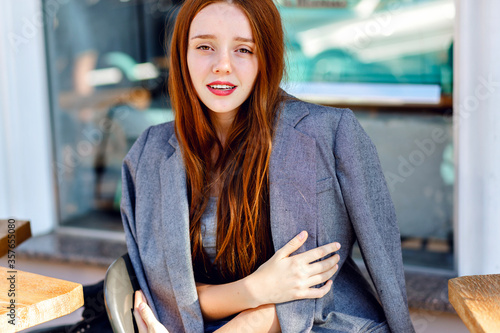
[104, 253, 140, 333]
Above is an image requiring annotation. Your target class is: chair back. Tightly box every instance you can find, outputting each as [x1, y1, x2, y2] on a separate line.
[104, 253, 139, 333]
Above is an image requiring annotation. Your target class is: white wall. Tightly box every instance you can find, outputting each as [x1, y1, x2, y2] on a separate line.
[454, 0, 500, 275]
[0, 0, 57, 234]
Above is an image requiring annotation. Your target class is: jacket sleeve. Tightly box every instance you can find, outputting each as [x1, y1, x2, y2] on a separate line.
[334, 109, 415, 333]
[120, 126, 159, 317]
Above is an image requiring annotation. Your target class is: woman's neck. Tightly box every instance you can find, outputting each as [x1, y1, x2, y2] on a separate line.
[209, 109, 237, 147]
[207, 108, 238, 196]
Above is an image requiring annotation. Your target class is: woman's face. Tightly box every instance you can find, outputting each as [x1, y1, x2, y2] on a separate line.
[187, 3, 258, 119]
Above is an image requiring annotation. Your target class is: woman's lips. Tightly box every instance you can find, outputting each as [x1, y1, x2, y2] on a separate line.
[206, 81, 237, 96]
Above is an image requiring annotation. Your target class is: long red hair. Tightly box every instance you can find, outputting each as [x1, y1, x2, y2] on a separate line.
[168, 0, 286, 283]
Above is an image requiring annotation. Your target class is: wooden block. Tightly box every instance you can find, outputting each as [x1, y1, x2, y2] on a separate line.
[0, 219, 32, 258]
[449, 274, 500, 333]
[0, 267, 84, 332]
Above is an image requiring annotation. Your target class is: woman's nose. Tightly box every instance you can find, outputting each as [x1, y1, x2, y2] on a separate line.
[213, 51, 232, 74]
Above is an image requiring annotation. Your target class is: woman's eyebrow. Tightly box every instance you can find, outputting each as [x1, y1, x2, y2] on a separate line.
[190, 34, 254, 43]
[234, 36, 254, 43]
[191, 34, 216, 40]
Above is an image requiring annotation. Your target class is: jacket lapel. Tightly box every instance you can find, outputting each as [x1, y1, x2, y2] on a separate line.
[159, 134, 204, 332]
[270, 103, 318, 332]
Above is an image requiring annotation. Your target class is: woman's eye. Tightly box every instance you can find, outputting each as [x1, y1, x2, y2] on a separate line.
[197, 45, 212, 51]
[237, 48, 253, 54]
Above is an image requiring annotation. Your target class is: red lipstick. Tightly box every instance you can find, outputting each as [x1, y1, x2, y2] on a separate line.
[206, 81, 237, 96]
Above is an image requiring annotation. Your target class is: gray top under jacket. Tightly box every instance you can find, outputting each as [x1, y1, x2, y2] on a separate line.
[200, 196, 218, 264]
[121, 95, 416, 332]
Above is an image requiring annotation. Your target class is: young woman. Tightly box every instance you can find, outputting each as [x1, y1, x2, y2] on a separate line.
[122, 0, 415, 332]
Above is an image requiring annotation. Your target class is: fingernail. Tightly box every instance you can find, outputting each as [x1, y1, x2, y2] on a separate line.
[139, 303, 146, 311]
[298, 231, 306, 240]
[335, 243, 341, 250]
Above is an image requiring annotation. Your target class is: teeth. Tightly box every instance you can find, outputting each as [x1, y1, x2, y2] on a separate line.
[209, 85, 235, 90]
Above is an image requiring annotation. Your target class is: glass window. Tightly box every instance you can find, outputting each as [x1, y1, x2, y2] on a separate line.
[279, 0, 453, 96]
[277, 0, 454, 270]
[355, 110, 453, 270]
[45, 0, 453, 270]
[45, 0, 181, 230]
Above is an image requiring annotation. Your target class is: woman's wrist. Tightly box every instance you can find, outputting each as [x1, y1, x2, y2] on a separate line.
[242, 272, 264, 309]
[196, 276, 262, 321]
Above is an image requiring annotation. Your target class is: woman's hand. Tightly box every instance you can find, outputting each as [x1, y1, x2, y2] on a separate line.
[133, 290, 170, 333]
[245, 230, 340, 307]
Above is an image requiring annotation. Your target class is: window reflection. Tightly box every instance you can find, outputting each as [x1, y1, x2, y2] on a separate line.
[357, 110, 453, 270]
[46, 0, 181, 229]
[280, 0, 453, 102]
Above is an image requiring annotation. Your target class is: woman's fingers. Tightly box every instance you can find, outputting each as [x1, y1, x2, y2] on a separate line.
[303, 280, 334, 299]
[138, 302, 157, 326]
[306, 253, 340, 276]
[135, 289, 147, 305]
[306, 262, 339, 287]
[133, 307, 149, 333]
[249, 233, 341, 305]
[134, 291, 149, 333]
[297, 242, 340, 264]
[276, 230, 308, 258]
[133, 290, 170, 333]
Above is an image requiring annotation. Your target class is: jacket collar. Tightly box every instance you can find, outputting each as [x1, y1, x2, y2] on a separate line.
[160, 98, 316, 331]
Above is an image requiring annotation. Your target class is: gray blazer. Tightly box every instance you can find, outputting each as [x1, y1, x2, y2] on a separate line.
[121, 97, 415, 333]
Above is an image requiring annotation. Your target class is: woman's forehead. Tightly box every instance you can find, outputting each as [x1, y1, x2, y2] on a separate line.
[189, 3, 253, 41]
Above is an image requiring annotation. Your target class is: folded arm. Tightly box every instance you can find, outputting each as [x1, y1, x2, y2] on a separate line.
[196, 231, 340, 323]
[195, 278, 257, 321]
